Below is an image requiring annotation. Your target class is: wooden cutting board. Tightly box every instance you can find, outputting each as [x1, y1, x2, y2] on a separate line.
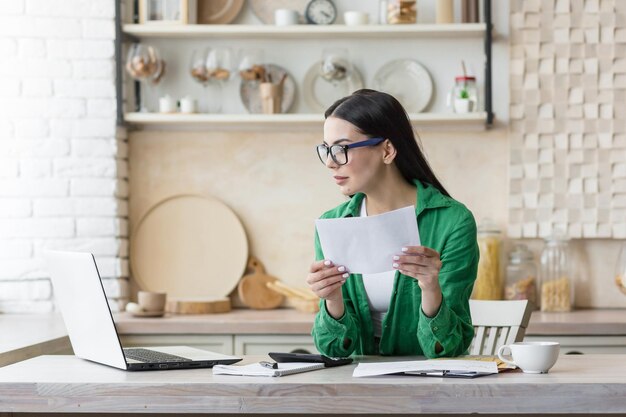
[166, 298, 231, 314]
[131, 194, 248, 300]
[237, 256, 284, 310]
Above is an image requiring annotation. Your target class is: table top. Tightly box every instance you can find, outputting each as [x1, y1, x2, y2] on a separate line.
[113, 308, 626, 336]
[0, 354, 624, 414]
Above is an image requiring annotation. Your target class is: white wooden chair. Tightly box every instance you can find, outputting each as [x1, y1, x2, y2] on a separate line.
[468, 299, 533, 356]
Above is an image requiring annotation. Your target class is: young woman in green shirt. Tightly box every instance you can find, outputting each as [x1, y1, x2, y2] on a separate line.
[306, 89, 479, 358]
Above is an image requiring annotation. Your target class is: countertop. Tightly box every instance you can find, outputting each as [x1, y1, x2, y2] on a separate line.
[0, 354, 624, 414]
[0, 313, 70, 367]
[113, 308, 626, 336]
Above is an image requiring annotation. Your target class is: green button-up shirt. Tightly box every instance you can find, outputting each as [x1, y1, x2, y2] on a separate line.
[312, 180, 479, 358]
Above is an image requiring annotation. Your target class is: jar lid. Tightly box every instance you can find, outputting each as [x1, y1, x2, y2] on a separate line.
[509, 244, 534, 262]
[478, 218, 500, 234]
[455, 76, 476, 82]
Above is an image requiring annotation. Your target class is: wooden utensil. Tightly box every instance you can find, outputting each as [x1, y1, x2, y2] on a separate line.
[265, 281, 320, 313]
[237, 257, 284, 310]
[166, 297, 231, 314]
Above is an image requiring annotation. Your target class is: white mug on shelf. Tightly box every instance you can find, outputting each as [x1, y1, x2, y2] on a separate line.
[344, 11, 370, 26]
[179, 96, 196, 113]
[274, 9, 299, 26]
[497, 341, 560, 374]
[158, 94, 177, 113]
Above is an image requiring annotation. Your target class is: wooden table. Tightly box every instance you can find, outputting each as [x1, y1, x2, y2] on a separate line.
[0, 354, 624, 415]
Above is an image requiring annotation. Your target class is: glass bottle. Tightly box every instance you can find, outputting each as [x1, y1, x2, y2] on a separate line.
[539, 234, 574, 312]
[615, 242, 626, 296]
[472, 219, 503, 300]
[505, 244, 537, 306]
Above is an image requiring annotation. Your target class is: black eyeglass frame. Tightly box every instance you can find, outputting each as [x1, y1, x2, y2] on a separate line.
[316, 137, 386, 166]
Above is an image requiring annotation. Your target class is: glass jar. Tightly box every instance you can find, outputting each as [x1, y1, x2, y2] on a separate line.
[615, 242, 626, 295]
[448, 76, 478, 113]
[472, 219, 503, 300]
[387, 0, 417, 24]
[539, 234, 574, 312]
[505, 244, 538, 306]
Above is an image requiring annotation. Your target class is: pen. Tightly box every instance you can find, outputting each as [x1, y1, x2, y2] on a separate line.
[260, 361, 278, 369]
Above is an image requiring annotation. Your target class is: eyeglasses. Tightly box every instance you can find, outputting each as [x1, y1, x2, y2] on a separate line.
[316, 137, 385, 166]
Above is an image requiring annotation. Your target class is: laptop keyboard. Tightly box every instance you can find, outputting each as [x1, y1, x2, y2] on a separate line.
[124, 348, 192, 363]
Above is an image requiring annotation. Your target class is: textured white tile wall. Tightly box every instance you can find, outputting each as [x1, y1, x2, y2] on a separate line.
[0, 0, 129, 312]
[509, 0, 626, 239]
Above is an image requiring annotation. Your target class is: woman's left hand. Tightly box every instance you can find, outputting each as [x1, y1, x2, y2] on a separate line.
[392, 246, 442, 293]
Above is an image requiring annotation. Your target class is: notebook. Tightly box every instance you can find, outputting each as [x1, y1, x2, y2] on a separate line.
[213, 362, 325, 377]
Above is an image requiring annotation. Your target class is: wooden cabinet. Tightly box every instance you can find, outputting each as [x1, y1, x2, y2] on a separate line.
[121, 334, 234, 355]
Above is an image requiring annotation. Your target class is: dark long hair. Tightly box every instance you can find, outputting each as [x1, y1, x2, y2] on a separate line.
[324, 89, 450, 197]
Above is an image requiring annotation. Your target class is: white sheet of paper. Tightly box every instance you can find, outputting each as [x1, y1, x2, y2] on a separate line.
[352, 360, 498, 378]
[315, 205, 420, 274]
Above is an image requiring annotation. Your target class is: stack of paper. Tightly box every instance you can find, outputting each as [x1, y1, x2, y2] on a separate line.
[213, 362, 325, 377]
[353, 359, 498, 378]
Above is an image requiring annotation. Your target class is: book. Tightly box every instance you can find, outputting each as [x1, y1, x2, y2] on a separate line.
[352, 359, 498, 378]
[212, 362, 325, 377]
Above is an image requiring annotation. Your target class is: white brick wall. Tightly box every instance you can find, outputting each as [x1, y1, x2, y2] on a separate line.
[0, 0, 128, 313]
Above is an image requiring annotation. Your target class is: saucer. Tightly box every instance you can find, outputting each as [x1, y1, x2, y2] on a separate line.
[130, 310, 165, 318]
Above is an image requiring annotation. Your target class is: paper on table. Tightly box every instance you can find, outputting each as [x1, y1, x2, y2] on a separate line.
[352, 360, 498, 378]
[213, 362, 325, 377]
[315, 205, 420, 274]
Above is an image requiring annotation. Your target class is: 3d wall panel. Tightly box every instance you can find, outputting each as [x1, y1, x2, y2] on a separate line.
[509, 0, 626, 238]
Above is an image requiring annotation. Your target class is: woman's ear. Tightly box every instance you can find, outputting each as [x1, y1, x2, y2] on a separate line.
[382, 139, 397, 164]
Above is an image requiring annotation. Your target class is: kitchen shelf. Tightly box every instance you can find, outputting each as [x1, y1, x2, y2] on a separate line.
[124, 112, 489, 129]
[122, 23, 486, 40]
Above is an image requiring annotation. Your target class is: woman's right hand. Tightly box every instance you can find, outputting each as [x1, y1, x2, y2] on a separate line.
[306, 260, 349, 318]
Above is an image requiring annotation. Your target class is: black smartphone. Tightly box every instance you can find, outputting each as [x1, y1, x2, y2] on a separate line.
[268, 352, 353, 367]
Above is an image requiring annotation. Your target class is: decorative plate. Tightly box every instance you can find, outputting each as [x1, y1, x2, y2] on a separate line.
[249, 0, 309, 24]
[196, 0, 245, 24]
[240, 64, 296, 114]
[372, 59, 434, 113]
[303, 60, 364, 113]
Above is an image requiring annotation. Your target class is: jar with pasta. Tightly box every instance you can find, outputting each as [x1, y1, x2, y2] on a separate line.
[505, 244, 537, 307]
[472, 219, 503, 300]
[539, 233, 574, 312]
[387, 0, 417, 24]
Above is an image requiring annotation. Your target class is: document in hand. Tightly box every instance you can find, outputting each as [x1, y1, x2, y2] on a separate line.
[213, 362, 325, 377]
[315, 205, 420, 274]
[353, 359, 498, 378]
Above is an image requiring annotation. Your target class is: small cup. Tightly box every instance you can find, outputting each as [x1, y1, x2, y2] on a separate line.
[159, 95, 177, 113]
[344, 11, 370, 26]
[259, 82, 283, 114]
[274, 9, 299, 26]
[137, 291, 167, 313]
[497, 341, 560, 374]
[179, 96, 196, 113]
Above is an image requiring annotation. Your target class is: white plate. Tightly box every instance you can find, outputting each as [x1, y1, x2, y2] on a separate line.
[240, 64, 296, 114]
[372, 59, 433, 113]
[303, 60, 364, 113]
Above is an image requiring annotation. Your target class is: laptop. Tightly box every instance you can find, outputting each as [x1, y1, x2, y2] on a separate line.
[44, 250, 242, 371]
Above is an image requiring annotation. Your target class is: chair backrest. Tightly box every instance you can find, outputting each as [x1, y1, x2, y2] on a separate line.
[468, 299, 533, 356]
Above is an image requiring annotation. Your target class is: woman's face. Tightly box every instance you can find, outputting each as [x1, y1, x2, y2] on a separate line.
[322, 116, 387, 196]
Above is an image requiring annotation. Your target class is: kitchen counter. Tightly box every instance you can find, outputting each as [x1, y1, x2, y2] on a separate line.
[0, 313, 70, 368]
[112, 308, 626, 336]
[0, 354, 624, 415]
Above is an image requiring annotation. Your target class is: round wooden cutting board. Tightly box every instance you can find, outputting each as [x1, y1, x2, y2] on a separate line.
[237, 256, 284, 310]
[131, 194, 248, 300]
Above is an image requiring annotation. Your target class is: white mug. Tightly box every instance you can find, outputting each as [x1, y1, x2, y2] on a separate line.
[497, 341, 560, 374]
[179, 96, 196, 113]
[274, 9, 299, 26]
[344, 11, 370, 26]
[159, 95, 177, 113]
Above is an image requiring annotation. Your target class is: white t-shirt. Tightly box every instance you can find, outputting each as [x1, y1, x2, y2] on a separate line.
[360, 199, 396, 338]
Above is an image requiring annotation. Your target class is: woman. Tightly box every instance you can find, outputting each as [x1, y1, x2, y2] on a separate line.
[307, 89, 479, 358]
